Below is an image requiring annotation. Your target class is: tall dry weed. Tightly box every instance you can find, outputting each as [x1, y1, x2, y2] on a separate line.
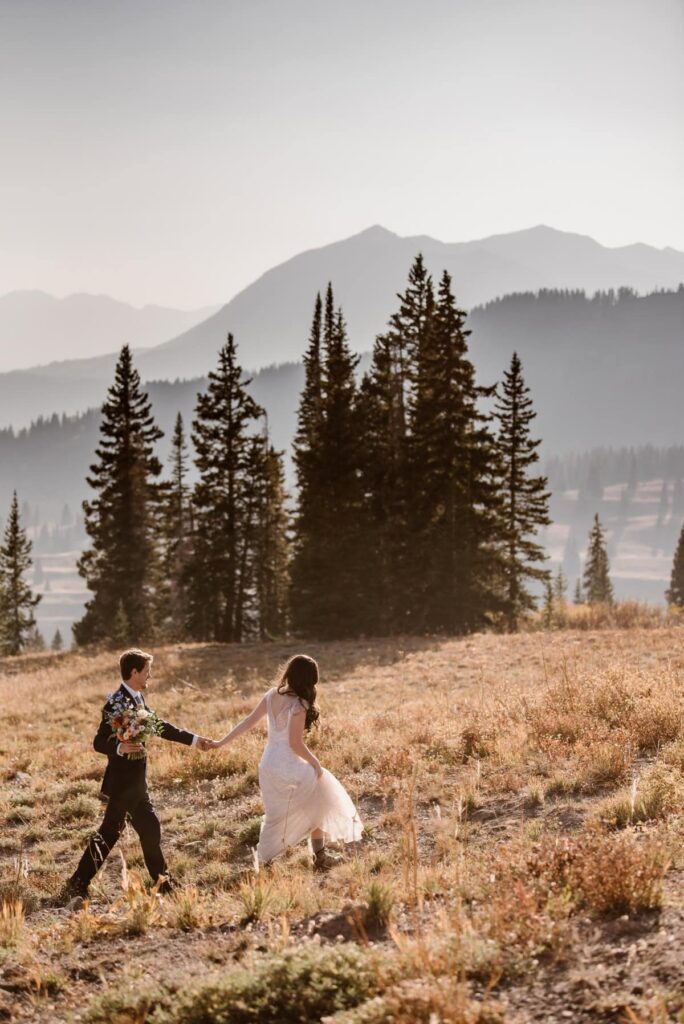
[0, 898, 24, 952]
[527, 832, 670, 916]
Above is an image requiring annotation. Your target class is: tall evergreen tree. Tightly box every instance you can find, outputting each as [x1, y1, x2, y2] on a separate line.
[51, 628, 64, 652]
[290, 294, 325, 630]
[582, 514, 614, 605]
[666, 521, 684, 606]
[185, 335, 264, 642]
[248, 436, 290, 639]
[494, 352, 551, 629]
[410, 271, 503, 632]
[553, 566, 567, 604]
[356, 336, 401, 633]
[74, 346, 163, 646]
[358, 256, 434, 630]
[291, 285, 364, 638]
[161, 413, 192, 638]
[0, 492, 41, 655]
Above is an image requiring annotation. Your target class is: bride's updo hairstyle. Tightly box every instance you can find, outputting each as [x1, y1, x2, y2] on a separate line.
[277, 654, 321, 730]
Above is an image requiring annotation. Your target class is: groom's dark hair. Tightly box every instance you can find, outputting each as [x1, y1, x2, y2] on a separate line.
[119, 648, 153, 681]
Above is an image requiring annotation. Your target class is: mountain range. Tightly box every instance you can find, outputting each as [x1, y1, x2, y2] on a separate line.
[1, 224, 683, 429]
[0, 291, 219, 373]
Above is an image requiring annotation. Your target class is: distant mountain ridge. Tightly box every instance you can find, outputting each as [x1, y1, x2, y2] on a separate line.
[0, 290, 220, 372]
[3, 288, 683, 637]
[2, 288, 682, 506]
[1, 224, 682, 429]
[130, 224, 684, 382]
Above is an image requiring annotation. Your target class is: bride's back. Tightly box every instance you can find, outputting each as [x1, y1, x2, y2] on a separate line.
[266, 688, 303, 738]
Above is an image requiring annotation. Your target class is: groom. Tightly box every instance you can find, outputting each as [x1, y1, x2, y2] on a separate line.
[60, 648, 211, 905]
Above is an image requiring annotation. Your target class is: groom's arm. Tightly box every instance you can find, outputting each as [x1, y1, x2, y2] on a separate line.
[157, 718, 198, 748]
[93, 705, 117, 756]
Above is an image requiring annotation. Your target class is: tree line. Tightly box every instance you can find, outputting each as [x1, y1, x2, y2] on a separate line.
[6, 255, 682, 655]
[72, 256, 551, 644]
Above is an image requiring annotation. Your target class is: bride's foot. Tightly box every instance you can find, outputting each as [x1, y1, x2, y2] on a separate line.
[313, 847, 344, 872]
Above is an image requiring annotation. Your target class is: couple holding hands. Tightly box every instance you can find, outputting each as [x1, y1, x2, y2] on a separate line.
[59, 648, 362, 907]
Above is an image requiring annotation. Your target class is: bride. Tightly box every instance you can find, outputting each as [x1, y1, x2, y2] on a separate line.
[210, 654, 362, 867]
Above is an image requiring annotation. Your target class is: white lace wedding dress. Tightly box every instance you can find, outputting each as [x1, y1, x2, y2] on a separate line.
[256, 687, 363, 864]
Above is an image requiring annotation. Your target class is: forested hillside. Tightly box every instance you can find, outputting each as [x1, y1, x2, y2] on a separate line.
[1, 286, 683, 641]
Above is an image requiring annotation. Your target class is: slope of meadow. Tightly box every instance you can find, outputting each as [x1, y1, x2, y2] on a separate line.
[2, 629, 684, 1022]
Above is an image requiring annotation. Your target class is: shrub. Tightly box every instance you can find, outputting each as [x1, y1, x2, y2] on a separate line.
[528, 600, 667, 632]
[88, 945, 386, 1024]
[527, 832, 669, 917]
[593, 765, 684, 830]
[327, 979, 504, 1023]
[61, 795, 100, 822]
[574, 737, 630, 793]
[474, 877, 570, 978]
[238, 874, 274, 923]
[237, 816, 263, 847]
[572, 833, 669, 916]
[166, 885, 206, 932]
[364, 882, 394, 928]
[527, 668, 684, 763]
[5, 804, 35, 825]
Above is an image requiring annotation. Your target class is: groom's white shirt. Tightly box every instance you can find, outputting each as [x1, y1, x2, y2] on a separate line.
[117, 681, 198, 755]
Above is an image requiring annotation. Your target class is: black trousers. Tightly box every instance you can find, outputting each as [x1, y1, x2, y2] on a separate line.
[71, 786, 167, 891]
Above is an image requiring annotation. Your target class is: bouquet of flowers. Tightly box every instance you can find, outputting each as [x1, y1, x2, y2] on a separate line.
[106, 696, 164, 760]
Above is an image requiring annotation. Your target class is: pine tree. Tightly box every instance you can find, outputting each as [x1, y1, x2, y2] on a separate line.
[111, 599, 131, 646]
[291, 287, 364, 638]
[248, 436, 290, 639]
[582, 514, 614, 605]
[0, 492, 41, 656]
[573, 578, 584, 604]
[357, 256, 435, 631]
[495, 352, 551, 629]
[409, 270, 503, 632]
[25, 625, 45, 652]
[185, 335, 265, 642]
[356, 332, 407, 633]
[161, 413, 192, 638]
[74, 346, 163, 646]
[657, 479, 670, 530]
[542, 579, 555, 629]
[666, 521, 684, 606]
[553, 566, 567, 604]
[290, 295, 325, 631]
[51, 628, 64, 652]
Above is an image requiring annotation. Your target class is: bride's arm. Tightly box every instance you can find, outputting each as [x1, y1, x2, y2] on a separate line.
[288, 707, 322, 777]
[214, 694, 268, 748]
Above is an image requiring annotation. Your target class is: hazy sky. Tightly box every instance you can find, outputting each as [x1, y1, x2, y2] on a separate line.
[1, 0, 682, 308]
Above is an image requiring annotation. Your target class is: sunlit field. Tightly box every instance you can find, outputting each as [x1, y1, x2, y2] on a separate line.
[2, 624, 684, 1022]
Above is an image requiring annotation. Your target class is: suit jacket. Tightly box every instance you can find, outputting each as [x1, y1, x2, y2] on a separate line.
[94, 684, 195, 799]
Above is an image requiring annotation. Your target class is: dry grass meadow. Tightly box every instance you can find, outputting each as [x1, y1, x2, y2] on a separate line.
[3, 621, 684, 1022]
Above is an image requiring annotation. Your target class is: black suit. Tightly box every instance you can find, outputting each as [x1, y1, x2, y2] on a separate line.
[69, 684, 195, 894]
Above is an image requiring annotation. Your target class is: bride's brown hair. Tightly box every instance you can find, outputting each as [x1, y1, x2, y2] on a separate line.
[276, 654, 320, 730]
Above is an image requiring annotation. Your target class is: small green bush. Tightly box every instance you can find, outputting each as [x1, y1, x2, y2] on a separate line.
[61, 795, 100, 822]
[168, 945, 382, 1024]
[87, 945, 384, 1024]
[237, 816, 263, 846]
[364, 882, 394, 928]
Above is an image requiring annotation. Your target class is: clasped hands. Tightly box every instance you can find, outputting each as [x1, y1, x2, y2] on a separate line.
[196, 737, 221, 752]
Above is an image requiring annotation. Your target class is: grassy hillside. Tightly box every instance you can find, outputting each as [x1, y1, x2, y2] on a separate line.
[2, 629, 684, 1021]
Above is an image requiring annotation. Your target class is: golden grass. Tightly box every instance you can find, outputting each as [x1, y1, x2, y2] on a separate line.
[2, 627, 684, 1021]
